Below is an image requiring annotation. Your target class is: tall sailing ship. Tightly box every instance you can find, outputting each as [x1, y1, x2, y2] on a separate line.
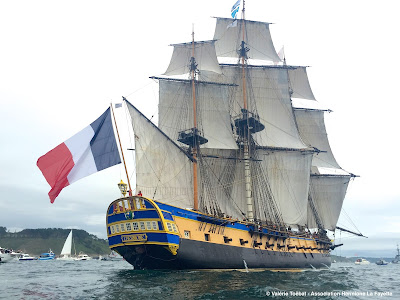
[106, 2, 357, 269]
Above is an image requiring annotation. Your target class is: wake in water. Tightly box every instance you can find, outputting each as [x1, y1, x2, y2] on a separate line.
[243, 260, 249, 273]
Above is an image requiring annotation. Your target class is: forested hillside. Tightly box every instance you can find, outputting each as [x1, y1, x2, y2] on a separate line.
[0, 227, 110, 255]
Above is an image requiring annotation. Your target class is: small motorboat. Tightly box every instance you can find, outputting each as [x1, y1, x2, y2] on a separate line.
[376, 259, 389, 265]
[39, 249, 55, 260]
[74, 252, 92, 261]
[355, 258, 370, 265]
[19, 253, 38, 261]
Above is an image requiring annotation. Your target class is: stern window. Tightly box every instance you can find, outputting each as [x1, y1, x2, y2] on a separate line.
[132, 222, 139, 231]
[146, 221, 152, 230]
[115, 224, 120, 233]
[120, 223, 125, 232]
[110, 226, 115, 234]
[152, 221, 158, 230]
[126, 223, 132, 231]
[139, 221, 146, 231]
[167, 223, 173, 232]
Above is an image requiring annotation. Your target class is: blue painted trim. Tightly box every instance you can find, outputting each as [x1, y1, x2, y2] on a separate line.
[107, 210, 159, 223]
[108, 232, 180, 246]
[155, 201, 293, 238]
[162, 211, 174, 221]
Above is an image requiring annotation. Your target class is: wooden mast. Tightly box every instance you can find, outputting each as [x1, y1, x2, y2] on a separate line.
[191, 25, 199, 211]
[111, 103, 132, 196]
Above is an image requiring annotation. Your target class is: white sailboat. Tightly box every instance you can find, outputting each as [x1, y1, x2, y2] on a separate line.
[58, 230, 75, 260]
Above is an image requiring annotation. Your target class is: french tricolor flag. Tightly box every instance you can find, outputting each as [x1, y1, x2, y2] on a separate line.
[37, 108, 121, 203]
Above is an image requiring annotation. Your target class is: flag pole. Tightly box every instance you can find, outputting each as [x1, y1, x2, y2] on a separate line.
[110, 103, 132, 196]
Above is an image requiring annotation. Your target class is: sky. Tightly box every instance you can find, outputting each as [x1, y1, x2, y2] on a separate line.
[1, 0, 399, 257]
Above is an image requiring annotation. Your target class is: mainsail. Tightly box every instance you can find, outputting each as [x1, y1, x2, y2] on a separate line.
[60, 230, 73, 256]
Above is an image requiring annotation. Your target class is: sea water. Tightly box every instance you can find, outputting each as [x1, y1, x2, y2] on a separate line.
[1, 259, 399, 299]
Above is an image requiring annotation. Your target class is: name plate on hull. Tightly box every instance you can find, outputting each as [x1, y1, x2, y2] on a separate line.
[122, 234, 147, 242]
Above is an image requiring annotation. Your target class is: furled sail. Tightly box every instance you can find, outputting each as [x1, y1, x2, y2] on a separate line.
[158, 79, 238, 150]
[213, 18, 281, 62]
[288, 67, 316, 100]
[164, 40, 222, 76]
[126, 100, 194, 208]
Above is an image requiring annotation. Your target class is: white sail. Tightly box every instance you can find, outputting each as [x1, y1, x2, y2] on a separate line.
[198, 148, 244, 219]
[203, 65, 308, 149]
[258, 149, 313, 225]
[60, 230, 72, 256]
[294, 109, 342, 171]
[164, 40, 222, 76]
[213, 18, 281, 62]
[126, 100, 194, 208]
[294, 108, 352, 229]
[158, 79, 238, 150]
[288, 67, 316, 100]
[308, 176, 351, 230]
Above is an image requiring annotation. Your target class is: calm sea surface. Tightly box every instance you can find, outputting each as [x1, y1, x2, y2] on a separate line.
[1, 259, 399, 299]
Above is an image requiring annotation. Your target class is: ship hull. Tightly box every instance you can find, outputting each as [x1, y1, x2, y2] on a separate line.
[116, 239, 330, 270]
[107, 196, 331, 270]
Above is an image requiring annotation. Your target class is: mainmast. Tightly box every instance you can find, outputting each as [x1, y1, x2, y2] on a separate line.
[241, 1, 253, 222]
[235, 0, 264, 222]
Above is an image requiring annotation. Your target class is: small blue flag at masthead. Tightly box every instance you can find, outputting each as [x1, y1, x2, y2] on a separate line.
[231, 0, 241, 19]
